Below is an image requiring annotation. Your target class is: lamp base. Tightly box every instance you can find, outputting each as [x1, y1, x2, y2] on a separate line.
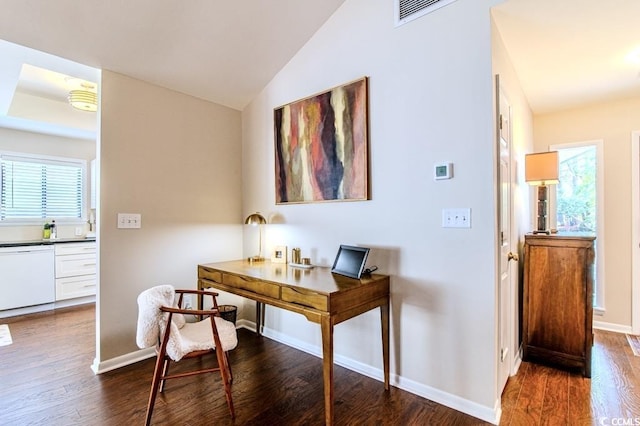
[247, 256, 265, 263]
[532, 229, 551, 235]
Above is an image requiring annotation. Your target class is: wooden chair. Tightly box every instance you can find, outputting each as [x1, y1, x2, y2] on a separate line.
[136, 285, 238, 425]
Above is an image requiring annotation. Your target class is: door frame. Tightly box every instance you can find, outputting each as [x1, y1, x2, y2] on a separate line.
[631, 131, 640, 334]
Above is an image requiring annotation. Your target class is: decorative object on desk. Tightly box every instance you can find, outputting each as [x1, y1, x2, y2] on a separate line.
[291, 247, 301, 264]
[290, 262, 314, 269]
[274, 77, 370, 204]
[271, 245, 287, 264]
[525, 151, 559, 234]
[244, 212, 267, 262]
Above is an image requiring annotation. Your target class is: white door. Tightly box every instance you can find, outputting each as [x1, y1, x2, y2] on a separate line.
[496, 75, 516, 392]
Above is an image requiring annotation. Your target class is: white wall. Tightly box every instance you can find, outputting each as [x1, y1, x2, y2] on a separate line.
[96, 71, 244, 363]
[242, 0, 502, 421]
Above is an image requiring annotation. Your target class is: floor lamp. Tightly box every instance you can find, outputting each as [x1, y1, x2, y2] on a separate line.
[525, 151, 559, 234]
[245, 212, 267, 262]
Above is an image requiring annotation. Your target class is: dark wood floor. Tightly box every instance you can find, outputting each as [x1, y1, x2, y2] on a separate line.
[1, 305, 639, 425]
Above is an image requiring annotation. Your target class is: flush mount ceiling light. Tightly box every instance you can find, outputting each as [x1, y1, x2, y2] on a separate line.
[68, 82, 98, 112]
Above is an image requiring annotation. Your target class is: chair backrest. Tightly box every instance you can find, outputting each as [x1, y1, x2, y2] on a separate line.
[136, 285, 175, 349]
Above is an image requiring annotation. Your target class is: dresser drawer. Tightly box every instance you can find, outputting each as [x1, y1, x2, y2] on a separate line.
[56, 275, 96, 300]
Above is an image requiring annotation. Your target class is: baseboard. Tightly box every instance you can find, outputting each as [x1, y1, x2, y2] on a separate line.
[0, 296, 96, 319]
[260, 325, 499, 424]
[594, 320, 634, 334]
[91, 347, 156, 375]
[91, 322, 254, 374]
[0, 303, 54, 319]
[91, 321, 499, 423]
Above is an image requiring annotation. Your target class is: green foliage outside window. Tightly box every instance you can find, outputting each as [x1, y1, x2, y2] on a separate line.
[556, 146, 596, 233]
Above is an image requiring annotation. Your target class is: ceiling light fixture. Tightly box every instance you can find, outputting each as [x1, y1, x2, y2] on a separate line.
[68, 82, 98, 112]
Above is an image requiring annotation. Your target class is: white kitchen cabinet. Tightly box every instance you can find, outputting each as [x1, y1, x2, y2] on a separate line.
[55, 242, 96, 300]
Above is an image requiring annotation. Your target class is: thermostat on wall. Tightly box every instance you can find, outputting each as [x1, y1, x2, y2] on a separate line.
[434, 162, 453, 180]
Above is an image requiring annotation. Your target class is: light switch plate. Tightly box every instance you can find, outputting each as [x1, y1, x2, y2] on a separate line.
[117, 213, 142, 229]
[442, 208, 471, 228]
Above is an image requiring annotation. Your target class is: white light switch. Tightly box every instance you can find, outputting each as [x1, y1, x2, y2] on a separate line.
[117, 213, 142, 229]
[442, 208, 471, 228]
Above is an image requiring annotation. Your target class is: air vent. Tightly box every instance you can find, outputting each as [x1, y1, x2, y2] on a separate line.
[395, 0, 459, 27]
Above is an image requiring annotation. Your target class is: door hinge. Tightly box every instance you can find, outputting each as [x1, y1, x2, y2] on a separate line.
[499, 114, 503, 130]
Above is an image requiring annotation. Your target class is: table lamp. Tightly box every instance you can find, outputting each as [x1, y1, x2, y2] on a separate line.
[245, 212, 267, 262]
[525, 151, 559, 234]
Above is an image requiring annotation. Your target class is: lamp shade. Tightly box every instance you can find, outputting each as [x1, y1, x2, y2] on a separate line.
[525, 151, 559, 185]
[244, 213, 266, 225]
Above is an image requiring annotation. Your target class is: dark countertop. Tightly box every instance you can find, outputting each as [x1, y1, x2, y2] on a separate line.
[0, 237, 96, 248]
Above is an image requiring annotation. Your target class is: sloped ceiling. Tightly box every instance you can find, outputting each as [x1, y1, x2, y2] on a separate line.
[0, 0, 639, 137]
[0, 0, 346, 113]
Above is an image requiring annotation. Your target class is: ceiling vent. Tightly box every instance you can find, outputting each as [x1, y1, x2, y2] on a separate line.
[395, 0, 459, 27]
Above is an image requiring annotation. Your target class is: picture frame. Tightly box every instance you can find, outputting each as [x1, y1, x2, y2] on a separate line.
[274, 77, 370, 204]
[271, 245, 288, 264]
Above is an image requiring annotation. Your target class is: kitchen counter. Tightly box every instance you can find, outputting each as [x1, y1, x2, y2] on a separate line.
[0, 237, 96, 248]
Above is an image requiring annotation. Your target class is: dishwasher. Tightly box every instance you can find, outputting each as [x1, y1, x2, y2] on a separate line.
[0, 245, 55, 311]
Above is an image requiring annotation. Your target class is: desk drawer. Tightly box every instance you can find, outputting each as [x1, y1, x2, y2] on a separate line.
[223, 273, 280, 299]
[281, 287, 328, 311]
[199, 267, 222, 283]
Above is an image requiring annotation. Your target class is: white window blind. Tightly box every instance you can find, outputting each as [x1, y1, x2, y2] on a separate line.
[1, 154, 84, 221]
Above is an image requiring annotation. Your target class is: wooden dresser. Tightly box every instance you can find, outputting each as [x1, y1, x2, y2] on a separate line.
[522, 233, 595, 377]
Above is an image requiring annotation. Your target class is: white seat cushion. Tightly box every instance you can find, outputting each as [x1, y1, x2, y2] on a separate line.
[165, 316, 238, 361]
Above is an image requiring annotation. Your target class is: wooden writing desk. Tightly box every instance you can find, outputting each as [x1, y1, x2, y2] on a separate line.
[197, 260, 390, 425]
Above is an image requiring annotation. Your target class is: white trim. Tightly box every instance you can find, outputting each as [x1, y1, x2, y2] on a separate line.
[0, 115, 96, 141]
[91, 347, 156, 375]
[594, 320, 634, 335]
[632, 131, 640, 334]
[549, 140, 605, 310]
[0, 302, 54, 319]
[260, 325, 499, 425]
[90, 320, 499, 424]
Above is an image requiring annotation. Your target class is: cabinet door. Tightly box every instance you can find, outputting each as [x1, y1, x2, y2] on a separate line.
[526, 243, 588, 357]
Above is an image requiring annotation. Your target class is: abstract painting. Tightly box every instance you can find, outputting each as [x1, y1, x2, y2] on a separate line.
[274, 77, 369, 204]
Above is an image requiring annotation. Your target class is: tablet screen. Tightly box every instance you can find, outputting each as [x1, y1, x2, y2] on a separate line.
[331, 245, 370, 279]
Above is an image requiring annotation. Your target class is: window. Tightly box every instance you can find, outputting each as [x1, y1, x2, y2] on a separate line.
[550, 141, 605, 312]
[1, 153, 85, 222]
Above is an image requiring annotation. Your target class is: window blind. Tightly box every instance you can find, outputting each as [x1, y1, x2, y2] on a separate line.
[1, 154, 84, 220]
